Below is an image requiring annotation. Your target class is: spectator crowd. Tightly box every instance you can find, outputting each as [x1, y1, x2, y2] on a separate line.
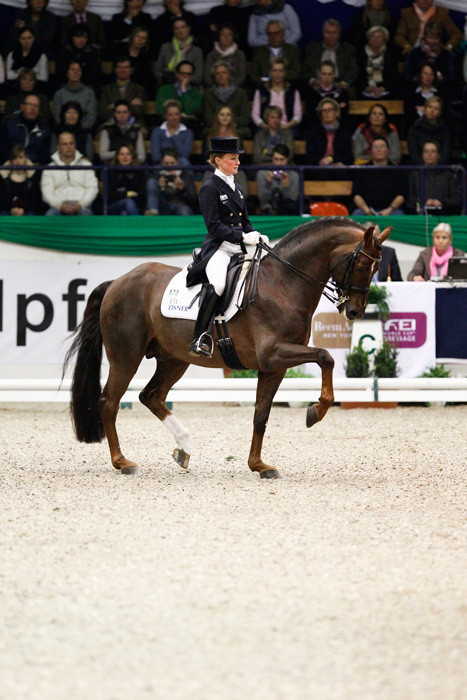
[0, 0, 466, 222]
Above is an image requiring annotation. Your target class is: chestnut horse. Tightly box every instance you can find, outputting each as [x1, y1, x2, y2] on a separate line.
[64, 217, 391, 479]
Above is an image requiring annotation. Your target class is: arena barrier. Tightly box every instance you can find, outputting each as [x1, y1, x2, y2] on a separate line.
[0, 377, 466, 404]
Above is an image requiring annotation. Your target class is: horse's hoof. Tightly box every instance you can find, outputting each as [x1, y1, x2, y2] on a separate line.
[260, 469, 282, 479]
[173, 448, 190, 469]
[121, 465, 139, 475]
[306, 404, 318, 428]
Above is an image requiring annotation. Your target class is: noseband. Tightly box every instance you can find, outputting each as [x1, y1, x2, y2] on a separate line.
[258, 238, 381, 307]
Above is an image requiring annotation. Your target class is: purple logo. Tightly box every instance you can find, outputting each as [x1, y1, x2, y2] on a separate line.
[383, 313, 427, 348]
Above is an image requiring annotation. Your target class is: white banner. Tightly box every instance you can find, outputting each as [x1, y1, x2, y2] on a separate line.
[0, 265, 436, 377]
[307, 282, 436, 379]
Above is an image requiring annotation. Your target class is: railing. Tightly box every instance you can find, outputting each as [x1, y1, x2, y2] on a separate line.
[0, 377, 466, 404]
[3, 163, 466, 218]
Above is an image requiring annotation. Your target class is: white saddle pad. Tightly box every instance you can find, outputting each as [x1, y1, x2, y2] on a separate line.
[161, 267, 247, 321]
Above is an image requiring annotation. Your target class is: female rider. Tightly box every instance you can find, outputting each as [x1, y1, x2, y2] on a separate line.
[187, 136, 267, 358]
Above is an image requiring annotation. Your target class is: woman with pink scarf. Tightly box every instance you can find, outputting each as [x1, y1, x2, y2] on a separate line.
[408, 222, 465, 281]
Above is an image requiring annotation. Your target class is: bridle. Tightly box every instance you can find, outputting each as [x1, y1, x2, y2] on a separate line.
[258, 237, 382, 307]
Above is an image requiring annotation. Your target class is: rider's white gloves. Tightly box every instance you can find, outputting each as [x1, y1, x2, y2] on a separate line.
[242, 230, 261, 246]
[259, 234, 269, 245]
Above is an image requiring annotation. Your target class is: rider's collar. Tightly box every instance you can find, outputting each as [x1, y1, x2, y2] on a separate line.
[214, 169, 236, 191]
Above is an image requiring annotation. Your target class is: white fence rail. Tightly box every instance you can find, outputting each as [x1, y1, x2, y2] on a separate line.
[0, 377, 466, 404]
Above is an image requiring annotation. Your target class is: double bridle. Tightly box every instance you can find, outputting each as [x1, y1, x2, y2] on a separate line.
[258, 238, 382, 307]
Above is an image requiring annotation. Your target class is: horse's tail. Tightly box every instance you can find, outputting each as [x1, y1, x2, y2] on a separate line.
[63, 280, 113, 443]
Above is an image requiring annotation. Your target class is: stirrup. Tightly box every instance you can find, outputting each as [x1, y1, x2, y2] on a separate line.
[189, 332, 214, 358]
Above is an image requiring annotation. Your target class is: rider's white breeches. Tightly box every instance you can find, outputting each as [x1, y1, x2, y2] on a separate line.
[205, 241, 240, 296]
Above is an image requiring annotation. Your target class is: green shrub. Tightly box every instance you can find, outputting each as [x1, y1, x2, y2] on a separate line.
[421, 364, 452, 378]
[373, 339, 399, 378]
[345, 343, 371, 378]
[367, 284, 391, 321]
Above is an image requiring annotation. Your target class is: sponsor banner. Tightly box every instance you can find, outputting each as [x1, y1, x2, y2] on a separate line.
[0, 260, 179, 365]
[0, 266, 436, 377]
[308, 282, 436, 378]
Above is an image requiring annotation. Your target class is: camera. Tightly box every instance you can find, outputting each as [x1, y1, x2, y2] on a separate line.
[273, 170, 284, 179]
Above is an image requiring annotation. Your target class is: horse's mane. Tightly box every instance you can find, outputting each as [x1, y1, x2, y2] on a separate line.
[274, 216, 366, 253]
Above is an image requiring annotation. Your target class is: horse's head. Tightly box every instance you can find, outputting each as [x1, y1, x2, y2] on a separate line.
[332, 225, 392, 321]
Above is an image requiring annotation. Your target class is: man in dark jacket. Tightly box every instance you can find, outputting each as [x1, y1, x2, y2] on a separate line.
[250, 20, 301, 86]
[0, 93, 51, 164]
[303, 19, 358, 97]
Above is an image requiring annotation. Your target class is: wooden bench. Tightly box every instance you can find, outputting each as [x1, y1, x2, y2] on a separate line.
[348, 100, 404, 116]
[194, 180, 353, 198]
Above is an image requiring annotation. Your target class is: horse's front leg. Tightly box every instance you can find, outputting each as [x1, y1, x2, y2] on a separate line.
[259, 342, 335, 429]
[249, 370, 286, 479]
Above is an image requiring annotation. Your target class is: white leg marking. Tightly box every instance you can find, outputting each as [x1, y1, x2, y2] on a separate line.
[163, 414, 191, 454]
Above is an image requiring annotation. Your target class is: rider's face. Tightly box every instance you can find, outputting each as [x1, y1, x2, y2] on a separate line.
[216, 153, 239, 176]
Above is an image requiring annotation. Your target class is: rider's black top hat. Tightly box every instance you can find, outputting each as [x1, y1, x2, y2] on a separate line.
[208, 137, 244, 154]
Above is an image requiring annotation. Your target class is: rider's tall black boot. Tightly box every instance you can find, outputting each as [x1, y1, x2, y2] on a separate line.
[189, 284, 220, 358]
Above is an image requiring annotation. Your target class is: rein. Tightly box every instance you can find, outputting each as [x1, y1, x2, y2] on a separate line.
[258, 238, 382, 307]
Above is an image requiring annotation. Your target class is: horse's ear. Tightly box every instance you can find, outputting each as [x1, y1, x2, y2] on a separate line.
[377, 226, 392, 244]
[363, 226, 375, 247]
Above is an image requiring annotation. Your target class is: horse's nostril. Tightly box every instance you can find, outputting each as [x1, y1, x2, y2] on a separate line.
[347, 309, 358, 320]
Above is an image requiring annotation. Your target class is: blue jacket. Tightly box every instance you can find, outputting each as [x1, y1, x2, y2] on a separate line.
[150, 124, 194, 167]
[0, 113, 51, 164]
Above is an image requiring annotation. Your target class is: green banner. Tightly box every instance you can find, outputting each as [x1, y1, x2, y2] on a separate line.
[0, 215, 465, 257]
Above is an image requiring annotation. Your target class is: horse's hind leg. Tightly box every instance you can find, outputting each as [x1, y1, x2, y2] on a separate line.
[139, 358, 191, 469]
[100, 362, 141, 474]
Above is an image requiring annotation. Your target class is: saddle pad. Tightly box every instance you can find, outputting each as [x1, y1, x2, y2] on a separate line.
[161, 268, 246, 321]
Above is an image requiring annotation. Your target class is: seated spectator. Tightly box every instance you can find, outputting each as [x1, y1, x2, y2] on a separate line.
[407, 95, 450, 164]
[109, 0, 152, 57]
[394, 0, 462, 56]
[207, 0, 253, 53]
[125, 26, 154, 91]
[357, 25, 399, 99]
[248, 0, 301, 49]
[5, 68, 50, 124]
[255, 143, 298, 215]
[6, 27, 48, 93]
[98, 99, 146, 164]
[305, 98, 352, 166]
[408, 222, 465, 281]
[56, 24, 102, 90]
[203, 62, 251, 136]
[107, 144, 146, 215]
[403, 61, 440, 132]
[152, 0, 198, 58]
[352, 103, 401, 164]
[60, 0, 106, 55]
[52, 61, 98, 131]
[252, 57, 302, 130]
[98, 58, 146, 126]
[41, 130, 98, 215]
[51, 100, 93, 162]
[253, 105, 294, 164]
[154, 17, 203, 86]
[0, 144, 43, 215]
[403, 22, 454, 95]
[156, 61, 202, 133]
[250, 19, 301, 87]
[146, 146, 197, 215]
[352, 136, 406, 216]
[150, 99, 193, 166]
[303, 19, 358, 98]
[206, 105, 241, 146]
[348, 0, 393, 49]
[364, 222, 402, 281]
[406, 140, 462, 214]
[204, 24, 247, 87]
[0, 93, 51, 164]
[10, 0, 58, 57]
[304, 60, 348, 122]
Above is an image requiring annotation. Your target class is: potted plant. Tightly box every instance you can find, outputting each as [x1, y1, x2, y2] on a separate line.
[342, 338, 399, 409]
[366, 284, 390, 321]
